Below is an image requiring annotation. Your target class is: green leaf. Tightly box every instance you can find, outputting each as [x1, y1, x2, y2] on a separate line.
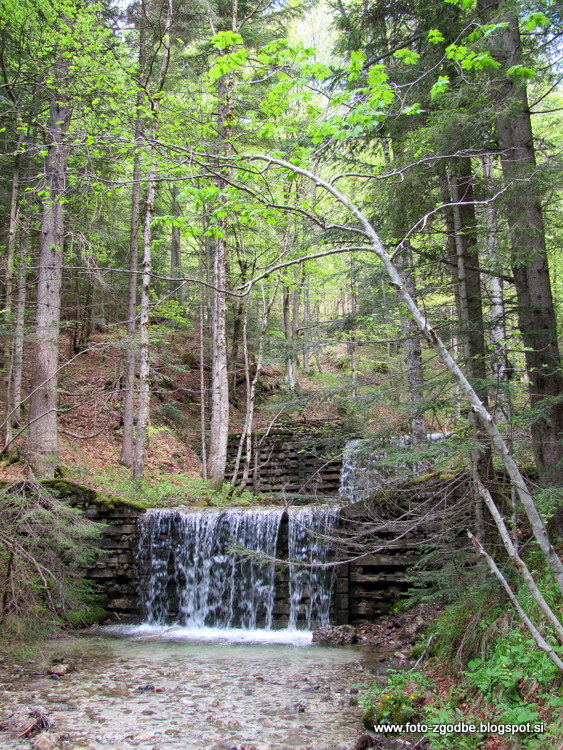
[430, 75, 450, 98]
[427, 29, 445, 44]
[393, 48, 420, 65]
[506, 64, 536, 80]
[523, 12, 550, 31]
[211, 30, 244, 49]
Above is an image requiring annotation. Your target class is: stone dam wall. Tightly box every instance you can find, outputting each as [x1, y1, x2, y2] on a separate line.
[54, 485, 424, 625]
[49, 470, 466, 625]
[226, 427, 343, 495]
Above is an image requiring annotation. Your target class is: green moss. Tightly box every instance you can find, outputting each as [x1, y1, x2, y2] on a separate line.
[93, 492, 146, 510]
[66, 605, 110, 627]
[40, 480, 145, 510]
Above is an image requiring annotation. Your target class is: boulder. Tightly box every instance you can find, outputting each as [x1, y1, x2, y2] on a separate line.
[312, 624, 357, 646]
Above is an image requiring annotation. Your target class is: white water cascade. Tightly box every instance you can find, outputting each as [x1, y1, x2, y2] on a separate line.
[136, 506, 339, 631]
[338, 437, 411, 503]
[339, 433, 450, 502]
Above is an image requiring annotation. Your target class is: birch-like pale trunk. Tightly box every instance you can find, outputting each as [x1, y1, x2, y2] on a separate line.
[132, 152, 156, 480]
[28, 86, 70, 477]
[207, 4, 238, 487]
[120, 24, 146, 468]
[208, 225, 229, 488]
[482, 154, 511, 424]
[282, 284, 299, 391]
[241, 153, 563, 596]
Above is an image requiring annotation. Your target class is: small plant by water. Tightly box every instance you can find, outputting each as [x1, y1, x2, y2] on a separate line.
[0, 481, 103, 645]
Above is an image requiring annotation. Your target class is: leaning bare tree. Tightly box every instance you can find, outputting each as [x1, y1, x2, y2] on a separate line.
[205, 151, 563, 670]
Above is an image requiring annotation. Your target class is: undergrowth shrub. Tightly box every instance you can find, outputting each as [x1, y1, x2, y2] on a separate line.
[0, 481, 103, 643]
[361, 570, 562, 749]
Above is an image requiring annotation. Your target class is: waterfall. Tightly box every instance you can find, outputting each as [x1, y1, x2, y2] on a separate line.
[339, 438, 409, 502]
[339, 434, 451, 502]
[288, 507, 338, 629]
[137, 506, 339, 631]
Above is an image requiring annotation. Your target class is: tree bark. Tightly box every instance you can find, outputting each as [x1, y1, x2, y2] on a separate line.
[482, 154, 511, 424]
[131, 0, 172, 478]
[478, 0, 563, 484]
[282, 284, 299, 391]
[6, 221, 28, 438]
[397, 245, 426, 446]
[28, 84, 70, 477]
[170, 183, 182, 298]
[120, 23, 146, 468]
[132, 153, 155, 479]
[2, 152, 21, 448]
[208, 225, 229, 488]
[207, 15, 238, 486]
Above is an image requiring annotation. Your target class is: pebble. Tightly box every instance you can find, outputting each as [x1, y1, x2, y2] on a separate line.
[31, 733, 59, 750]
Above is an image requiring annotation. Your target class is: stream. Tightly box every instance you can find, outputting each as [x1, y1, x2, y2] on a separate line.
[0, 627, 387, 750]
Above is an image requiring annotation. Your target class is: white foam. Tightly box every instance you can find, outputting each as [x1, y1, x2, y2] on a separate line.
[101, 624, 313, 646]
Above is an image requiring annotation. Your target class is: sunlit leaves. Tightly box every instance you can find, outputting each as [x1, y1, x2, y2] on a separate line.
[430, 75, 450, 99]
[393, 48, 421, 65]
[428, 29, 445, 44]
[506, 65, 536, 80]
[523, 12, 550, 31]
[211, 31, 244, 50]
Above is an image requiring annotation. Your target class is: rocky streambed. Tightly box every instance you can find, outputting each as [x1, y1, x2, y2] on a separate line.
[1, 607, 437, 750]
[0, 629, 388, 750]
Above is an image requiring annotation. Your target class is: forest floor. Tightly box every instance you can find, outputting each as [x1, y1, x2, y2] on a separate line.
[0, 328, 401, 501]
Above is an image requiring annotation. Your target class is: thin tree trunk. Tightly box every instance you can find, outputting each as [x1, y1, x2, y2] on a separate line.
[131, 0, 172, 478]
[302, 274, 311, 374]
[120, 23, 146, 467]
[447, 160, 492, 540]
[132, 153, 156, 480]
[208, 227, 229, 488]
[3, 152, 21, 448]
[170, 183, 182, 297]
[207, 5, 238, 487]
[397, 245, 426, 446]
[7, 223, 28, 437]
[282, 284, 299, 390]
[28, 82, 70, 478]
[199, 297, 208, 480]
[482, 154, 511, 423]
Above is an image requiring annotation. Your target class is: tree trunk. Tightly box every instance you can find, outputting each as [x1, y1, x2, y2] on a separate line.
[131, 0, 172, 478]
[397, 245, 426, 446]
[170, 183, 182, 298]
[132, 153, 156, 479]
[283, 284, 298, 390]
[2, 152, 20, 448]
[482, 154, 511, 424]
[120, 23, 146, 467]
[478, 0, 563, 484]
[207, 23, 238, 486]
[28, 86, 70, 477]
[208, 226, 229, 488]
[6, 222, 28, 438]
[442, 161, 492, 539]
